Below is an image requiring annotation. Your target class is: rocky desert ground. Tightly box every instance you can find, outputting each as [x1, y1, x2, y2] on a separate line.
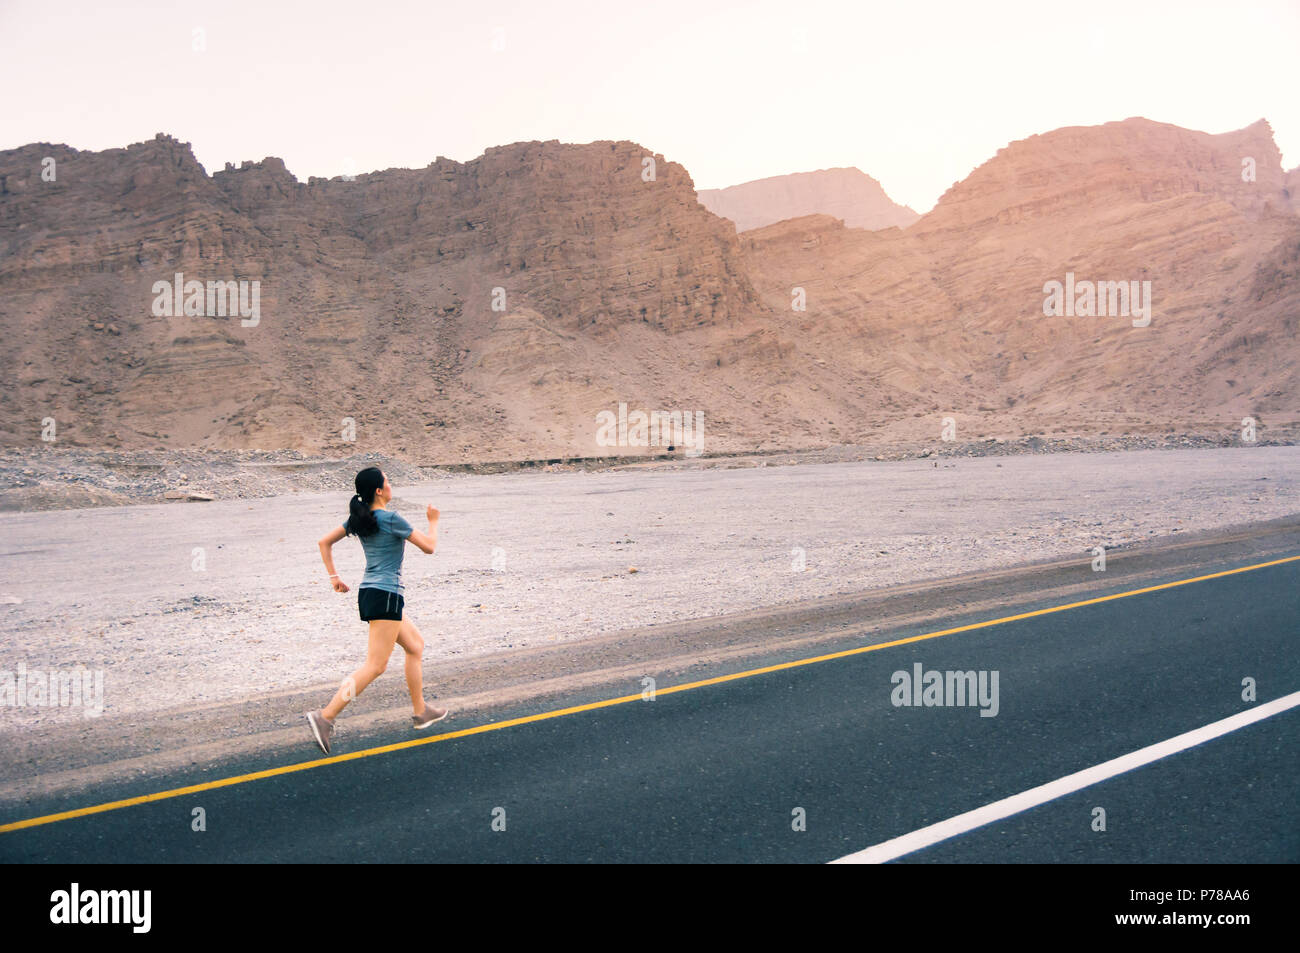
[0, 444, 1296, 736]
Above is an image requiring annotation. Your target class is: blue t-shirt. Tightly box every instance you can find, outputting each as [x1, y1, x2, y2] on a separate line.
[349, 509, 415, 595]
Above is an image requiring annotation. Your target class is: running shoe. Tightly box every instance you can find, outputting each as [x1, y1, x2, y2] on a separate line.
[412, 702, 450, 729]
[307, 709, 335, 754]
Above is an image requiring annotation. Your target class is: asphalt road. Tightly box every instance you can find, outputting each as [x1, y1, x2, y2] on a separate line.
[1, 554, 1296, 863]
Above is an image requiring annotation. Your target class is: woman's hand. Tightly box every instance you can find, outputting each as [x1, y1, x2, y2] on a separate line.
[426, 505, 440, 524]
[332, 578, 350, 593]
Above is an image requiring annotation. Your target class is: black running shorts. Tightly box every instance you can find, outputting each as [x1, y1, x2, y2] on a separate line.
[358, 587, 404, 622]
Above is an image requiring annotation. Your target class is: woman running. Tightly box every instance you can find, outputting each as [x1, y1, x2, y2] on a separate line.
[307, 466, 449, 754]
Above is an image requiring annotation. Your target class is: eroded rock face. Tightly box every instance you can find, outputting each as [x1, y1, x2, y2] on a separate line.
[0, 135, 769, 458]
[697, 167, 920, 233]
[1, 118, 1296, 460]
[914, 117, 1290, 234]
[739, 118, 1300, 445]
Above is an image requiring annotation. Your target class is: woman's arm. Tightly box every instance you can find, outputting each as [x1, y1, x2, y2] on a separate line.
[319, 525, 349, 591]
[406, 505, 439, 555]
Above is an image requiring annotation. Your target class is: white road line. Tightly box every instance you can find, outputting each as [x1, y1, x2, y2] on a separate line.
[830, 690, 1300, 864]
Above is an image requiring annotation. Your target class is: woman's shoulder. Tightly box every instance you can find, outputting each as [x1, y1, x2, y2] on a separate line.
[377, 508, 411, 531]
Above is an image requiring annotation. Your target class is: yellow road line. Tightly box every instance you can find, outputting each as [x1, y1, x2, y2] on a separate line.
[3, 553, 1298, 835]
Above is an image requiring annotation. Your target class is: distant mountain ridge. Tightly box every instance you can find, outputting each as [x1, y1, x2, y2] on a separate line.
[696, 167, 920, 233]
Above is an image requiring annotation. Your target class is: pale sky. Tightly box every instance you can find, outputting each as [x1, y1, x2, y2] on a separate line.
[2, 0, 1296, 213]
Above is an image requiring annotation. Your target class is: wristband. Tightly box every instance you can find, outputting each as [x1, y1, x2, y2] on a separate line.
[329, 574, 340, 579]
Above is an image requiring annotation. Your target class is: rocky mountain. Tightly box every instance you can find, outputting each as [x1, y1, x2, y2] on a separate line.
[696, 167, 920, 233]
[0, 136, 794, 459]
[738, 118, 1300, 445]
[1, 118, 1296, 461]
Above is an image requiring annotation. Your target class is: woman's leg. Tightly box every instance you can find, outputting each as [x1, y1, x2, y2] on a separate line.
[394, 616, 426, 715]
[322, 619, 400, 720]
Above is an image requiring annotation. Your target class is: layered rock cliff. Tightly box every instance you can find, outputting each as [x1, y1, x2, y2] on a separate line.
[0, 136, 787, 458]
[739, 118, 1300, 444]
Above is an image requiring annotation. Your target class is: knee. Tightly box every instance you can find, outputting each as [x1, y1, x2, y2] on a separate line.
[400, 622, 424, 656]
[364, 658, 388, 678]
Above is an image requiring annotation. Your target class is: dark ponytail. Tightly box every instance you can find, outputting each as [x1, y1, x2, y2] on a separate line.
[344, 466, 384, 537]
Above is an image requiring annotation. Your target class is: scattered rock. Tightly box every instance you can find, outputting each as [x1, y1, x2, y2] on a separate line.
[163, 489, 214, 501]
